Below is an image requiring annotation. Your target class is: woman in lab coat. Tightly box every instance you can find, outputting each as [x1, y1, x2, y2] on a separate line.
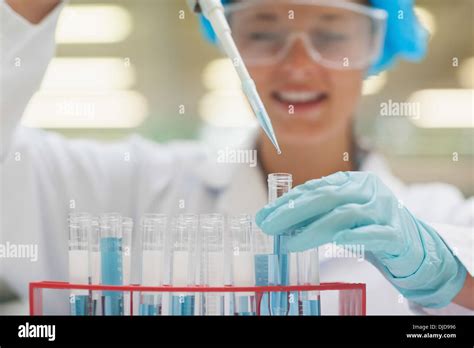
[1, 0, 472, 315]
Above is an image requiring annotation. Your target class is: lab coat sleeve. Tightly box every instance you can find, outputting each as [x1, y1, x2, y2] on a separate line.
[0, 0, 65, 161]
[0, 0, 195, 301]
[403, 183, 474, 315]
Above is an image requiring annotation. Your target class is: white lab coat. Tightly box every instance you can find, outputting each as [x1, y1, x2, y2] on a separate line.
[0, 1, 472, 315]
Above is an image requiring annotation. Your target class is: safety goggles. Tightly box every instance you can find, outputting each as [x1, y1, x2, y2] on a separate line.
[224, 0, 387, 70]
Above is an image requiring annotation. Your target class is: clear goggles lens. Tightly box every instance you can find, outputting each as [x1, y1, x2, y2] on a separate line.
[225, 1, 387, 69]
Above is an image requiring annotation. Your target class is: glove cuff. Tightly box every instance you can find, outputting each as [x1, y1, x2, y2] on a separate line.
[388, 222, 468, 308]
[400, 258, 467, 308]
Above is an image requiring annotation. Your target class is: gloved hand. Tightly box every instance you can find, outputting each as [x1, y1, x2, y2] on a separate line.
[256, 171, 467, 308]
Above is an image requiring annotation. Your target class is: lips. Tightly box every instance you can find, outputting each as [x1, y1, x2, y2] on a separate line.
[271, 90, 328, 114]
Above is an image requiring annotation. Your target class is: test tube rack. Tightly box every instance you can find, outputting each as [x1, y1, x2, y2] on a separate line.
[29, 281, 366, 316]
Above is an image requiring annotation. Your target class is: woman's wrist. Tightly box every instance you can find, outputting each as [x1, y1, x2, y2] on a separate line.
[5, 0, 61, 24]
[453, 272, 474, 310]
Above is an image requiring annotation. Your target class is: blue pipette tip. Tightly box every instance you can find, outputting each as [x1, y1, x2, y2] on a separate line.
[243, 80, 282, 155]
[268, 136, 281, 155]
[272, 137, 282, 155]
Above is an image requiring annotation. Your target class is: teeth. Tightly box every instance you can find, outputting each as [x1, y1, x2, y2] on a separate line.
[277, 91, 324, 103]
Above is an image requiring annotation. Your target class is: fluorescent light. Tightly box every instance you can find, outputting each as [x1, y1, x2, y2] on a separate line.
[41, 58, 136, 91]
[408, 89, 474, 128]
[458, 57, 474, 89]
[198, 90, 257, 127]
[21, 91, 148, 128]
[415, 7, 436, 37]
[202, 58, 240, 90]
[200, 59, 257, 127]
[363, 72, 387, 95]
[56, 5, 132, 44]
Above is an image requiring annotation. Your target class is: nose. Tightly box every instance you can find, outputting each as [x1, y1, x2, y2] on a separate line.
[280, 37, 325, 77]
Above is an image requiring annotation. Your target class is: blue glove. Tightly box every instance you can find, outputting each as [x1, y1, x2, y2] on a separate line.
[255, 172, 467, 308]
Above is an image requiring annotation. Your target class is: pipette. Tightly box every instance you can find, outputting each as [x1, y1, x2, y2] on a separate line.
[190, 0, 282, 154]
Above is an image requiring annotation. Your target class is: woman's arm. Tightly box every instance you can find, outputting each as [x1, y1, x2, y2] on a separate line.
[453, 274, 474, 310]
[1, 0, 64, 161]
[256, 172, 470, 310]
[5, 0, 61, 24]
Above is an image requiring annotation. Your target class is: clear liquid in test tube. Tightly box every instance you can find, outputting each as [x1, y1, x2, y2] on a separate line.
[139, 214, 167, 316]
[68, 212, 92, 315]
[295, 238, 321, 316]
[197, 214, 232, 316]
[169, 214, 198, 316]
[230, 214, 255, 316]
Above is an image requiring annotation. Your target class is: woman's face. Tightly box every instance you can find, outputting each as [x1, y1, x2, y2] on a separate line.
[242, 0, 369, 145]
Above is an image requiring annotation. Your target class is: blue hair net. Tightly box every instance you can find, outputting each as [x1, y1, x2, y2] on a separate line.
[199, 0, 429, 74]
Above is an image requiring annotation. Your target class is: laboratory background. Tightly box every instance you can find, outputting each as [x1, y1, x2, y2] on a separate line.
[20, 0, 473, 194]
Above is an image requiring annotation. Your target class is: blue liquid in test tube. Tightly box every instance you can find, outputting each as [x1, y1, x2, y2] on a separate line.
[70, 295, 88, 316]
[139, 294, 160, 316]
[302, 298, 321, 315]
[100, 214, 124, 316]
[101, 236, 123, 315]
[171, 295, 195, 315]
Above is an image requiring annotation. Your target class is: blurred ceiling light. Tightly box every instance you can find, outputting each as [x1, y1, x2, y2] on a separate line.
[201, 58, 256, 127]
[362, 71, 387, 95]
[22, 91, 148, 128]
[408, 89, 474, 128]
[202, 58, 240, 90]
[41, 58, 136, 91]
[199, 90, 257, 127]
[414, 7, 436, 37]
[458, 57, 474, 89]
[56, 5, 132, 44]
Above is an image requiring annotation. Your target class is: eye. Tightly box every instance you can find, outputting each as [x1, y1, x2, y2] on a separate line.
[248, 31, 281, 42]
[313, 31, 348, 45]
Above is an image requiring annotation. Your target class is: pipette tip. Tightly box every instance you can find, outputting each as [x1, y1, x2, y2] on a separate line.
[269, 136, 282, 155]
[273, 140, 282, 155]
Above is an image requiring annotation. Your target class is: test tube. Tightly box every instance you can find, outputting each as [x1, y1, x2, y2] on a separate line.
[253, 227, 279, 316]
[230, 214, 255, 316]
[68, 212, 92, 315]
[295, 244, 321, 316]
[139, 214, 168, 316]
[99, 213, 124, 315]
[122, 217, 133, 315]
[169, 214, 198, 316]
[267, 173, 292, 315]
[88, 217, 101, 315]
[197, 213, 232, 316]
[122, 218, 133, 285]
[268, 173, 292, 257]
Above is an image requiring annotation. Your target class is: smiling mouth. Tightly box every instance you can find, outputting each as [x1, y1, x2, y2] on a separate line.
[271, 90, 329, 112]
